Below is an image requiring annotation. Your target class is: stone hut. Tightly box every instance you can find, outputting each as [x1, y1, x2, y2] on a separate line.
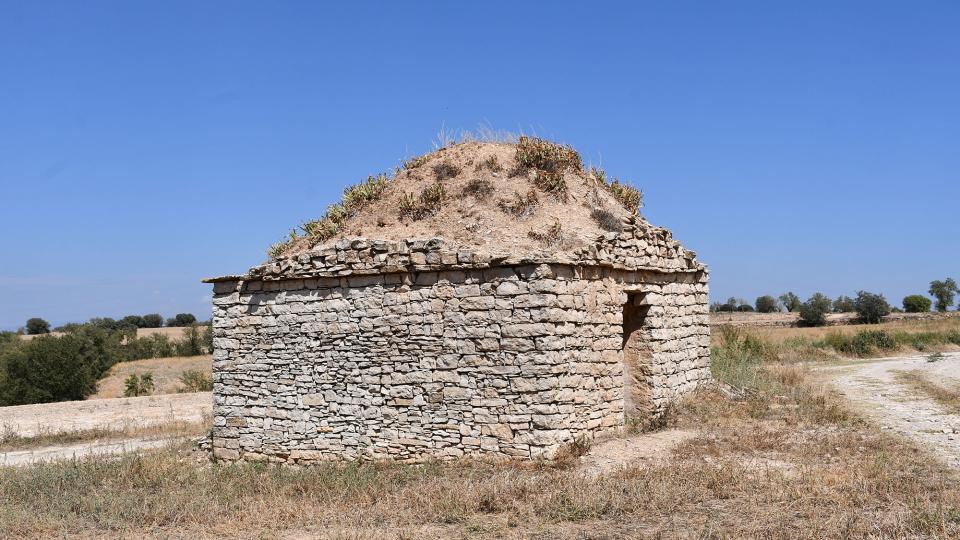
[206, 138, 709, 463]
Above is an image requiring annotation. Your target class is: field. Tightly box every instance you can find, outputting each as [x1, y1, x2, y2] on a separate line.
[92, 355, 212, 399]
[19, 326, 198, 341]
[3, 320, 960, 538]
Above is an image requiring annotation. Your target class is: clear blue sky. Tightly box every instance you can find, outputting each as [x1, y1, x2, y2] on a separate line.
[2, 1, 958, 330]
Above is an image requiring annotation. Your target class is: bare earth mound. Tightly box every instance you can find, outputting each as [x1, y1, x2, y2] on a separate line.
[272, 138, 645, 259]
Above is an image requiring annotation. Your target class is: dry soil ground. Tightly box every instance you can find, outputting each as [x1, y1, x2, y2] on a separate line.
[824, 352, 960, 468]
[0, 392, 211, 466]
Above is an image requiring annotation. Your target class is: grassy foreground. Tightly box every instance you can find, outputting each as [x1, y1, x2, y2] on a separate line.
[2, 330, 960, 538]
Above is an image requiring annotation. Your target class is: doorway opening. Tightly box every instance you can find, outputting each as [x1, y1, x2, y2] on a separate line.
[623, 293, 654, 423]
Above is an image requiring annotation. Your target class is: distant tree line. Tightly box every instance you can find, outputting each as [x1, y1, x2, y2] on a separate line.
[0, 315, 212, 407]
[711, 277, 959, 327]
[18, 312, 203, 335]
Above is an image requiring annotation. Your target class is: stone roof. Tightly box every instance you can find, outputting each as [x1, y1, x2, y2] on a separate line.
[205, 215, 704, 283]
[205, 138, 706, 283]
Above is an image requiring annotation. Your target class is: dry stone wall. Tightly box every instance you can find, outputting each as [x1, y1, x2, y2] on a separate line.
[210, 263, 709, 463]
[236, 215, 704, 283]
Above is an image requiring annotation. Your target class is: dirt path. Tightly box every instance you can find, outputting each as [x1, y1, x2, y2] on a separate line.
[0, 392, 211, 437]
[0, 437, 183, 467]
[579, 428, 696, 475]
[824, 353, 960, 468]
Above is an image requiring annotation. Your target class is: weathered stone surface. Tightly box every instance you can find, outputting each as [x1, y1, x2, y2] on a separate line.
[210, 263, 709, 463]
[207, 213, 709, 464]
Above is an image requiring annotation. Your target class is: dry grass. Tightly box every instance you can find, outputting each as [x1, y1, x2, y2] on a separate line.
[93, 355, 212, 399]
[713, 317, 960, 362]
[0, 418, 208, 452]
[748, 317, 960, 345]
[893, 370, 960, 414]
[3, 331, 960, 538]
[461, 177, 494, 201]
[497, 190, 539, 219]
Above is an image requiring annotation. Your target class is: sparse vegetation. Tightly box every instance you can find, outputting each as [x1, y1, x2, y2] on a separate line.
[290, 174, 391, 256]
[590, 208, 622, 232]
[123, 372, 155, 397]
[606, 179, 643, 214]
[532, 169, 568, 200]
[497, 190, 539, 218]
[432, 160, 461, 181]
[178, 369, 214, 393]
[398, 182, 446, 221]
[527, 219, 565, 248]
[474, 155, 503, 173]
[402, 155, 428, 170]
[590, 166, 607, 184]
[461, 177, 494, 200]
[893, 370, 960, 414]
[514, 136, 582, 174]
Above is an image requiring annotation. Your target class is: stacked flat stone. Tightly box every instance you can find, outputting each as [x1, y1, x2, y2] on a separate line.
[207, 216, 710, 463]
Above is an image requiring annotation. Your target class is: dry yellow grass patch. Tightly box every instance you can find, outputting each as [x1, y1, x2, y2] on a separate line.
[92, 355, 212, 399]
[0, 418, 209, 452]
[747, 317, 960, 347]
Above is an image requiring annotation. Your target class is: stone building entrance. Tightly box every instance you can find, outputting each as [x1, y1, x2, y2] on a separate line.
[623, 293, 654, 422]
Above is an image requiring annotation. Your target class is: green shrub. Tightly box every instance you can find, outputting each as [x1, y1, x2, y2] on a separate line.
[799, 293, 832, 327]
[755, 295, 780, 313]
[903, 295, 933, 313]
[120, 315, 144, 328]
[178, 370, 213, 393]
[854, 290, 891, 324]
[121, 334, 175, 361]
[25, 318, 50, 335]
[124, 373, 155, 397]
[166, 313, 197, 327]
[0, 329, 121, 405]
[821, 330, 897, 356]
[141, 314, 164, 328]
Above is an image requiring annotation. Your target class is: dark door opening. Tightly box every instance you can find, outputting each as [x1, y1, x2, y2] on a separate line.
[623, 293, 654, 422]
